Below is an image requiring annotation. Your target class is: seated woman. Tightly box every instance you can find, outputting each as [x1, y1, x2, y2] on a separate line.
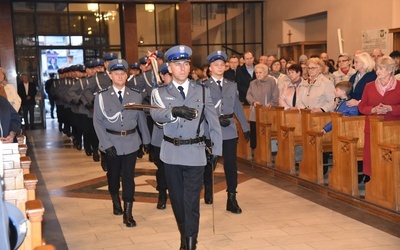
[333, 53, 357, 84]
[322, 60, 335, 83]
[296, 58, 335, 113]
[0, 95, 21, 143]
[358, 56, 400, 183]
[246, 63, 279, 150]
[347, 52, 377, 109]
[279, 64, 305, 110]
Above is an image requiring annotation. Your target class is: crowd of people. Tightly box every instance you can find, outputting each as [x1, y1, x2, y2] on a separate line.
[1, 46, 399, 250]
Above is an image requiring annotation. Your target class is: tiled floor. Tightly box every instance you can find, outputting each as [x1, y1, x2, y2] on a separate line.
[26, 118, 400, 250]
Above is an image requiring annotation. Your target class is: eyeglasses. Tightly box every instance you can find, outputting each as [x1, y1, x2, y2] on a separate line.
[338, 60, 349, 63]
[307, 67, 318, 70]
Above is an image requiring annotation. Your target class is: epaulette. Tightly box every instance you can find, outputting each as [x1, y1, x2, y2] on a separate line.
[97, 86, 110, 94]
[129, 87, 140, 93]
[158, 84, 168, 88]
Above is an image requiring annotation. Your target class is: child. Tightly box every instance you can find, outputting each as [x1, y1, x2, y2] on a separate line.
[322, 81, 359, 134]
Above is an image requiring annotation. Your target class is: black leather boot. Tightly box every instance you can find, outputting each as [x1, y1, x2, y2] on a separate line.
[93, 150, 100, 162]
[100, 152, 107, 171]
[185, 237, 197, 250]
[204, 185, 213, 204]
[111, 194, 123, 215]
[123, 202, 136, 227]
[177, 223, 186, 250]
[227, 192, 242, 214]
[157, 190, 167, 210]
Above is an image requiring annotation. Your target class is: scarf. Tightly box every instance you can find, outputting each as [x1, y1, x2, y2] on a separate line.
[269, 71, 280, 79]
[375, 75, 397, 96]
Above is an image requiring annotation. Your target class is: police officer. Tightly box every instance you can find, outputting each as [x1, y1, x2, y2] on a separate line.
[93, 59, 150, 228]
[203, 50, 250, 214]
[151, 63, 170, 210]
[150, 45, 222, 250]
[127, 62, 141, 82]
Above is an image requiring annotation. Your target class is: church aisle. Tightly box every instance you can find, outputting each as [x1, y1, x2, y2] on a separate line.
[24, 118, 400, 250]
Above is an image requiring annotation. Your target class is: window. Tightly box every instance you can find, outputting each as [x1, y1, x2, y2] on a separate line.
[191, 2, 263, 67]
[136, 4, 177, 57]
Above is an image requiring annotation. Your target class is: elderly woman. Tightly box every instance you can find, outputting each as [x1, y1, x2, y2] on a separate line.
[333, 53, 356, 84]
[0, 67, 21, 112]
[246, 63, 279, 150]
[0, 96, 21, 143]
[279, 64, 305, 110]
[358, 56, 400, 183]
[296, 58, 335, 113]
[347, 52, 377, 108]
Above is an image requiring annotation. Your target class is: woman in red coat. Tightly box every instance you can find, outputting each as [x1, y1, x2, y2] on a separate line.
[358, 56, 400, 183]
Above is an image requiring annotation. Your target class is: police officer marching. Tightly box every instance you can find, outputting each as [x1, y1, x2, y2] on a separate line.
[93, 59, 150, 228]
[203, 50, 250, 214]
[151, 62, 170, 210]
[150, 45, 222, 250]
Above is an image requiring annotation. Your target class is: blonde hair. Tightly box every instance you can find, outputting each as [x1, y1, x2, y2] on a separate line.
[354, 52, 375, 72]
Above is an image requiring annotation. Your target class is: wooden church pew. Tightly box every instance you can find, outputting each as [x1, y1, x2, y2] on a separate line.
[328, 113, 365, 196]
[275, 107, 302, 174]
[298, 109, 332, 184]
[254, 106, 279, 167]
[236, 105, 252, 161]
[366, 116, 400, 211]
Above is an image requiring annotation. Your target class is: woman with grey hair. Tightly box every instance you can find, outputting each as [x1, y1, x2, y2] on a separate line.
[296, 58, 335, 113]
[358, 56, 400, 183]
[246, 63, 279, 150]
[347, 52, 377, 107]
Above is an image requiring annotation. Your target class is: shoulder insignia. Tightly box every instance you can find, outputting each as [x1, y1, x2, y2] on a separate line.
[158, 84, 168, 88]
[97, 86, 110, 93]
[129, 87, 140, 93]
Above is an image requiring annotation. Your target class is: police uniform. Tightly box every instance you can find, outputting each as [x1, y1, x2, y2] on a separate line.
[83, 53, 117, 106]
[93, 59, 150, 228]
[151, 62, 169, 210]
[203, 50, 250, 214]
[150, 45, 222, 249]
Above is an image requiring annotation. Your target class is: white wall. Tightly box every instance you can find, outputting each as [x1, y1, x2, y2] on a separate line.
[265, 0, 396, 60]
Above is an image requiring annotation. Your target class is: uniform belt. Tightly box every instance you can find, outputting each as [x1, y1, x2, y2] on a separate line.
[106, 128, 136, 136]
[219, 113, 234, 119]
[163, 135, 205, 146]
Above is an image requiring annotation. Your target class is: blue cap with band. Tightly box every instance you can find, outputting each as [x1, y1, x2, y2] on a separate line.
[158, 63, 169, 75]
[108, 59, 128, 71]
[139, 57, 148, 65]
[207, 50, 227, 64]
[165, 45, 192, 62]
[103, 52, 118, 61]
[129, 62, 140, 70]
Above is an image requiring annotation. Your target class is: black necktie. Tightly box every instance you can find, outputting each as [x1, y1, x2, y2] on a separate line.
[217, 80, 222, 92]
[292, 89, 297, 107]
[178, 86, 185, 100]
[118, 90, 123, 104]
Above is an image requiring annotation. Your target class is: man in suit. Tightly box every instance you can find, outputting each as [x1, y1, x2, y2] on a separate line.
[223, 54, 240, 82]
[17, 73, 37, 129]
[203, 50, 250, 214]
[93, 59, 150, 228]
[235, 51, 256, 105]
[150, 45, 222, 250]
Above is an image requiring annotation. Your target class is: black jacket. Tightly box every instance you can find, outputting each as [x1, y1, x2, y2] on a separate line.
[235, 64, 256, 105]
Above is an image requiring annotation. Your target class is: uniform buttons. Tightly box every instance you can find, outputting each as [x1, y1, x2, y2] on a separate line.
[180, 125, 183, 128]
